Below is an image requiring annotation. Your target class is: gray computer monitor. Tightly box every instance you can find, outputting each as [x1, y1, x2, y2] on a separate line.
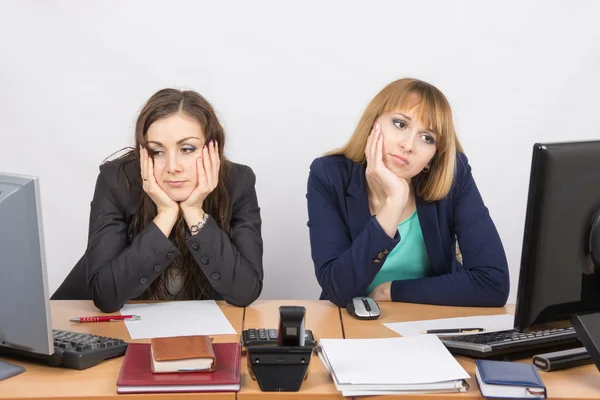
[0, 173, 53, 355]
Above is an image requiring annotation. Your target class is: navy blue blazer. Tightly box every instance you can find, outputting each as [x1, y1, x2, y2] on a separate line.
[306, 153, 509, 308]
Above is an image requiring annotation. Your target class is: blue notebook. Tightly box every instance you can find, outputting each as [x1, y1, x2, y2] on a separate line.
[475, 359, 546, 399]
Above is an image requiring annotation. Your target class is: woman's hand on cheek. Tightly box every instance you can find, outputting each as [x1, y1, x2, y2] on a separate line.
[365, 122, 410, 202]
[140, 146, 179, 216]
[180, 140, 220, 214]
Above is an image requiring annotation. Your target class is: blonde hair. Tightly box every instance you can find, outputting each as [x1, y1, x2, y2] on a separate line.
[328, 78, 463, 201]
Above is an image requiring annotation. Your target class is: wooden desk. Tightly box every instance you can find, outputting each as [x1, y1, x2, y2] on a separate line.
[0, 300, 243, 400]
[341, 302, 600, 400]
[238, 300, 344, 400]
[4, 300, 600, 400]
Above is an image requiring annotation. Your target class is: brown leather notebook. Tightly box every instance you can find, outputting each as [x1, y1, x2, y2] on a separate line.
[150, 335, 215, 373]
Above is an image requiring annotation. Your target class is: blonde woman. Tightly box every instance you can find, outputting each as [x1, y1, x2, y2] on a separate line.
[306, 78, 509, 307]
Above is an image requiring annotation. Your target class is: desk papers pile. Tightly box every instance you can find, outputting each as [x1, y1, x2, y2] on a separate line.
[318, 335, 470, 396]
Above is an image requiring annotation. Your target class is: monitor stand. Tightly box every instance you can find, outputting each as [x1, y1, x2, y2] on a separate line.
[0, 359, 25, 381]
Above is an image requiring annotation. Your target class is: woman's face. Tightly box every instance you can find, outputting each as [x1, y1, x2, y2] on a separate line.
[376, 108, 437, 181]
[146, 113, 205, 202]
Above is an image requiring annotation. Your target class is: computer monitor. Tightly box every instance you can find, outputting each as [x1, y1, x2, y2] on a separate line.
[0, 173, 53, 355]
[514, 140, 600, 331]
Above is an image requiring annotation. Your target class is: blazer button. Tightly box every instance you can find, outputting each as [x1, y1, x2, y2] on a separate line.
[166, 252, 175, 260]
[139, 276, 148, 285]
[200, 255, 210, 265]
[211, 272, 220, 280]
[373, 259, 381, 263]
[378, 252, 386, 260]
[191, 242, 199, 250]
[153, 265, 161, 272]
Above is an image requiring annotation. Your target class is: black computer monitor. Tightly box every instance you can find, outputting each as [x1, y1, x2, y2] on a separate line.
[514, 140, 600, 331]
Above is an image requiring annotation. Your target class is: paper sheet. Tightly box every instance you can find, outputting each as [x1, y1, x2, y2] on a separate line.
[120, 300, 237, 339]
[384, 314, 514, 337]
[319, 336, 469, 385]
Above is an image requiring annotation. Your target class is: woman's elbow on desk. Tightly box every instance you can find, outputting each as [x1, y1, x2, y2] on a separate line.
[92, 295, 124, 314]
[89, 280, 126, 313]
[471, 269, 510, 307]
[223, 273, 263, 307]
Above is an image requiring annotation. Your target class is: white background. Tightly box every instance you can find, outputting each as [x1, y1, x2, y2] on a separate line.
[1, 0, 599, 303]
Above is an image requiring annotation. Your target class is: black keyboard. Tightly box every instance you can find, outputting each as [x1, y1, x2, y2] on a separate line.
[441, 327, 580, 358]
[242, 328, 317, 347]
[0, 329, 128, 370]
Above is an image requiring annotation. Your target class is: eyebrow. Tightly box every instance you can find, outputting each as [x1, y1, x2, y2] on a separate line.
[393, 112, 411, 121]
[147, 137, 203, 146]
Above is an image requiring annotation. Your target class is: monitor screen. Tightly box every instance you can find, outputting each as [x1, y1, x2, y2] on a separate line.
[0, 173, 53, 355]
[514, 141, 600, 331]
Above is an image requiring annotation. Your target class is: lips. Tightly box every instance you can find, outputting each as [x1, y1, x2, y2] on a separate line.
[391, 154, 410, 166]
[165, 181, 187, 187]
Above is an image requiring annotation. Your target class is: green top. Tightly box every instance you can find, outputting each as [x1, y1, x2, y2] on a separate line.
[366, 210, 432, 294]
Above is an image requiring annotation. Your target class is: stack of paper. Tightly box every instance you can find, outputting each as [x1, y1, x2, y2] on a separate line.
[318, 335, 470, 396]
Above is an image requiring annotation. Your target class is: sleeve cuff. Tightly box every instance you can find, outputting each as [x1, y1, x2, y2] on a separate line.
[366, 216, 400, 265]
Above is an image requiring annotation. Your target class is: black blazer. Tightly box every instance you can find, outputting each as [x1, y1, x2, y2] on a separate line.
[52, 157, 263, 312]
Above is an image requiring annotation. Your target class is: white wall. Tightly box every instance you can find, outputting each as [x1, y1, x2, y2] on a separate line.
[1, 0, 599, 303]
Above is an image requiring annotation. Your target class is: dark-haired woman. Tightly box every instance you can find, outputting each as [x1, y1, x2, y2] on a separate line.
[81, 89, 263, 312]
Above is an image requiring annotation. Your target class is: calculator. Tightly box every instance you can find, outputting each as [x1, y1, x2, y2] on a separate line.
[242, 328, 317, 347]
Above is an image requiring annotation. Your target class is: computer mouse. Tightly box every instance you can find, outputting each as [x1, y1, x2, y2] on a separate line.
[346, 297, 380, 320]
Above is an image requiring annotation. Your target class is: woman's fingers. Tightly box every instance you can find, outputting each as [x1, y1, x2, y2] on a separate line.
[202, 144, 213, 189]
[197, 155, 208, 190]
[212, 141, 220, 182]
[140, 146, 149, 192]
[365, 124, 377, 162]
[139, 146, 146, 179]
[374, 125, 384, 168]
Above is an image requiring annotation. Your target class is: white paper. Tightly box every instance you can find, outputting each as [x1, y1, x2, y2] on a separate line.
[120, 300, 236, 339]
[341, 388, 462, 397]
[319, 336, 469, 386]
[384, 314, 514, 337]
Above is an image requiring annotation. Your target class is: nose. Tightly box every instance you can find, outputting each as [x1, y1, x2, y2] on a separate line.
[166, 152, 183, 174]
[399, 131, 416, 153]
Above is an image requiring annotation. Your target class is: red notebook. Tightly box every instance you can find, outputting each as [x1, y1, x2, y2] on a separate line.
[116, 343, 241, 394]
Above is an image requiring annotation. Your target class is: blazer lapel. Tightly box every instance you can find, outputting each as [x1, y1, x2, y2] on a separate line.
[416, 195, 446, 275]
[345, 163, 371, 240]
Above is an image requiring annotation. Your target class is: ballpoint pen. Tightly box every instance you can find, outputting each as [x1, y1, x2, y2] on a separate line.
[420, 328, 485, 334]
[69, 315, 141, 323]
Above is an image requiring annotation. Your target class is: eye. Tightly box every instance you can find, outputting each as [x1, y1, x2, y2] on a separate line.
[393, 119, 407, 129]
[421, 134, 436, 144]
[150, 149, 164, 156]
[181, 145, 197, 154]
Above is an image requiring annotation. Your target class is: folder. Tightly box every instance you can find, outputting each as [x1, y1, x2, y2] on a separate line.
[116, 343, 241, 393]
[318, 336, 470, 396]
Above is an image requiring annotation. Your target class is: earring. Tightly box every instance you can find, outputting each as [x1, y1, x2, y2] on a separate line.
[422, 165, 430, 173]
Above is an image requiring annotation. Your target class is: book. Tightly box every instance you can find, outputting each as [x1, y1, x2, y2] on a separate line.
[475, 359, 546, 399]
[116, 343, 241, 393]
[150, 335, 215, 373]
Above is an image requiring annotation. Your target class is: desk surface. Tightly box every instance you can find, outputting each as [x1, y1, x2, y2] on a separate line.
[0, 300, 243, 400]
[2, 300, 600, 400]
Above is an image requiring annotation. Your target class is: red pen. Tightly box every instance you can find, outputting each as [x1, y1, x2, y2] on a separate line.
[69, 315, 141, 323]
